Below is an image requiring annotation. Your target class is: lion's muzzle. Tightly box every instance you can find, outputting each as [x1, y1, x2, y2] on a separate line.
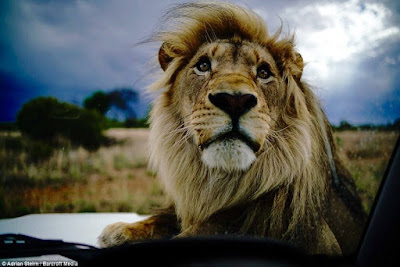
[208, 92, 257, 122]
[200, 130, 260, 153]
[189, 72, 269, 171]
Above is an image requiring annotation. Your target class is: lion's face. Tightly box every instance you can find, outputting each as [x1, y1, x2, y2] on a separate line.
[148, 2, 332, 236]
[172, 40, 285, 171]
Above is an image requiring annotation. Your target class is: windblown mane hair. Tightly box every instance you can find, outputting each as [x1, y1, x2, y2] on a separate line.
[148, 1, 337, 243]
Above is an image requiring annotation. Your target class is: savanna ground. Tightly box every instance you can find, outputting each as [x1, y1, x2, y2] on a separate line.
[0, 128, 398, 219]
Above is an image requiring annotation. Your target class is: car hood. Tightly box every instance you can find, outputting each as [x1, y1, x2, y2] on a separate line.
[0, 213, 148, 247]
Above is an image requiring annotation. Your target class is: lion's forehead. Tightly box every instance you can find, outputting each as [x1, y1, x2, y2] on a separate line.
[192, 41, 278, 72]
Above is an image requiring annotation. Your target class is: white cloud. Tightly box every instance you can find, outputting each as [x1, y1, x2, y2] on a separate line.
[255, 0, 400, 86]
[251, 0, 400, 124]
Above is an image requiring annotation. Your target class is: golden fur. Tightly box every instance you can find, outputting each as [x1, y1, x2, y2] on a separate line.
[99, 2, 366, 255]
[150, 0, 328, 239]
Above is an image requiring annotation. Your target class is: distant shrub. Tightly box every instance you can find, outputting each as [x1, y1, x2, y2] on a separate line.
[104, 118, 124, 129]
[1, 136, 24, 151]
[83, 91, 111, 115]
[332, 118, 400, 132]
[0, 122, 17, 131]
[17, 97, 105, 151]
[124, 118, 149, 128]
[27, 140, 54, 160]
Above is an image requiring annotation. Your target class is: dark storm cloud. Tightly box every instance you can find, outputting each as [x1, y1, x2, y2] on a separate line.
[1, 0, 163, 90]
[0, 0, 184, 120]
[0, 0, 399, 124]
[322, 49, 400, 125]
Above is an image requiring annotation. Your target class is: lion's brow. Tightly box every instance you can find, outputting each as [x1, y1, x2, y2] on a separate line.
[252, 49, 260, 63]
[211, 45, 219, 56]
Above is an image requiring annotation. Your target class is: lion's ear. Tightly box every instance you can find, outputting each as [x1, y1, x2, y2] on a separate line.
[269, 40, 304, 81]
[158, 42, 174, 71]
[293, 52, 303, 81]
[285, 51, 303, 81]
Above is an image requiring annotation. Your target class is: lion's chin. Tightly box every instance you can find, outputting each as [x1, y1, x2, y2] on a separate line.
[201, 138, 256, 172]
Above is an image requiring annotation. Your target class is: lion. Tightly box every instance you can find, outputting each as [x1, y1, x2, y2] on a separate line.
[99, 2, 366, 255]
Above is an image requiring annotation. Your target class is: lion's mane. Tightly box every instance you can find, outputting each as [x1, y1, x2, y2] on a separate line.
[148, 2, 343, 242]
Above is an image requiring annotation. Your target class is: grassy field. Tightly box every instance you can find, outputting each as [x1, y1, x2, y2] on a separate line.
[0, 128, 398, 218]
[333, 130, 398, 213]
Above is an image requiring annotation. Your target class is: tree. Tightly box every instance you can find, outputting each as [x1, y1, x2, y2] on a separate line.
[17, 97, 104, 150]
[83, 91, 111, 115]
[393, 118, 400, 130]
[83, 88, 139, 120]
[339, 120, 353, 130]
[108, 88, 138, 119]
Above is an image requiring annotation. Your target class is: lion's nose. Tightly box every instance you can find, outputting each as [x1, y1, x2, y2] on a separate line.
[208, 93, 257, 119]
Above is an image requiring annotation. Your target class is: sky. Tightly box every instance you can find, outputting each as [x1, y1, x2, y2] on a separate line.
[1, 0, 399, 125]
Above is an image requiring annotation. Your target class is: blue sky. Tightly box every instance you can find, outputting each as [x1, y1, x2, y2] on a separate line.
[1, 0, 399, 125]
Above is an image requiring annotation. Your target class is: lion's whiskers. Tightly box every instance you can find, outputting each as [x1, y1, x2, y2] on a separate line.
[163, 123, 194, 152]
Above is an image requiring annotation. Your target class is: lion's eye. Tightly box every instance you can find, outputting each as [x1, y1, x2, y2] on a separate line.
[195, 57, 211, 73]
[257, 64, 271, 80]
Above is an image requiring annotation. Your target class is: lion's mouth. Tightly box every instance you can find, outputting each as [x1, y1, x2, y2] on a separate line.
[199, 130, 260, 152]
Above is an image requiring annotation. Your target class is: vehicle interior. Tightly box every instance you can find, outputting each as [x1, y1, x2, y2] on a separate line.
[1, 1, 399, 266]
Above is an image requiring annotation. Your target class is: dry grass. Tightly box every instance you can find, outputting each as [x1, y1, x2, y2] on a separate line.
[0, 128, 398, 219]
[0, 129, 163, 218]
[333, 130, 398, 213]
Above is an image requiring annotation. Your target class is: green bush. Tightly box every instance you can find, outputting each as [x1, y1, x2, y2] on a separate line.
[83, 91, 111, 115]
[0, 122, 17, 131]
[27, 140, 54, 160]
[104, 118, 124, 129]
[1, 136, 24, 151]
[124, 118, 148, 128]
[17, 97, 105, 150]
